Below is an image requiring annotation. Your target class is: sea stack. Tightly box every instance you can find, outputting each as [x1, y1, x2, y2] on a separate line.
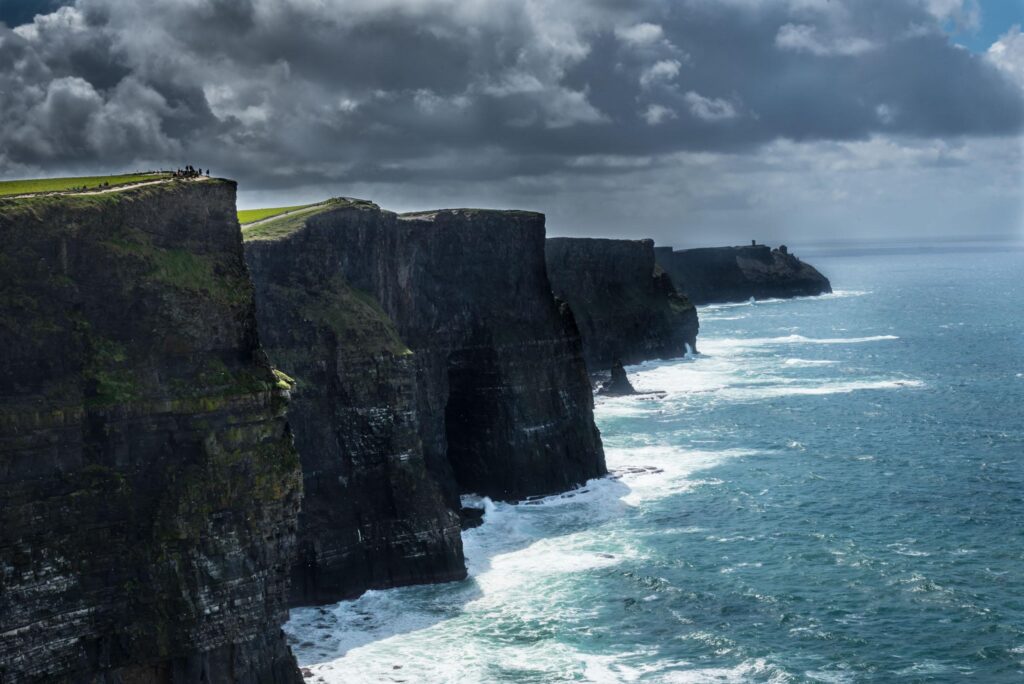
[597, 360, 638, 396]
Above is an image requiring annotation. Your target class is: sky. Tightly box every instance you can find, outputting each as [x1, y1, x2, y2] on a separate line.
[0, 0, 1022, 246]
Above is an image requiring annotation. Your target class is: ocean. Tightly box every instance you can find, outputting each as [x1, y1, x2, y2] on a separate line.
[286, 247, 1024, 683]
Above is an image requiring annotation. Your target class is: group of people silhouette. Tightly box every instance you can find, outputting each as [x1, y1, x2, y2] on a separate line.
[173, 165, 207, 178]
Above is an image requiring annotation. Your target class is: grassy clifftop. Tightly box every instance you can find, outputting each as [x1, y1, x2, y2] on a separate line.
[0, 172, 171, 197]
[238, 204, 315, 225]
[241, 197, 378, 242]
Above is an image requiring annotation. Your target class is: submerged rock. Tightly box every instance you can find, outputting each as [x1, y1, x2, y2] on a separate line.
[654, 243, 832, 305]
[546, 237, 698, 371]
[0, 180, 303, 682]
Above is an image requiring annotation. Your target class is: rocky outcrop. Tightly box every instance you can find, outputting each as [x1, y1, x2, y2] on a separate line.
[545, 238, 698, 371]
[597, 361, 637, 396]
[0, 181, 303, 682]
[654, 244, 832, 305]
[243, 200, 605, 604]
[243, 202, 465, 607]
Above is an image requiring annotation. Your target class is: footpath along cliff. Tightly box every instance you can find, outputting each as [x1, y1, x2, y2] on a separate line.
[0, 180, 303, 683]
[243, 200, 606, 606]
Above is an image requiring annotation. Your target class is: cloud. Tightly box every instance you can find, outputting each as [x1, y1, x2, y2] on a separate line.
[616, 22, 664, 47]
[0, 0, 1019, 244]
[642, 104, 677, 125]
[639, 59, 682, 88]
[919, 0, 980, 30]
[988, 25, 1024, 90]
[775, 23, 876, 56]
[683, 92, 740, 122]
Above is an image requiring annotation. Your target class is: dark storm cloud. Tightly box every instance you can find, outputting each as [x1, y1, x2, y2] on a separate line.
[0, 0, 1020, 190]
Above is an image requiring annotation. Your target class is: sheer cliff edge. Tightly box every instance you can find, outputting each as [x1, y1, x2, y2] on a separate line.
[0, 180, 303, 683]
[243, 200, 606, 606]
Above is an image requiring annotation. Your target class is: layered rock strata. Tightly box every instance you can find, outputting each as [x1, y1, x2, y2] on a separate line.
[654, 244, 832, 305]
[243, 203, 465, 606]
[244, 200, 606, 604]
[0, 180, 303, 683]
[545, 237, 698, 371]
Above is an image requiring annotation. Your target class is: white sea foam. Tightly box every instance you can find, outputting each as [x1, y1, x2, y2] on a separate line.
[714, 378, 924, 400]
[783, 358, 840, 367]
[658, 657, 793, 683]
[620, 355, 921, 404]
[286, 438, 751, 682]
[704, 334, 898, 351]
[698, 289, 868, 314]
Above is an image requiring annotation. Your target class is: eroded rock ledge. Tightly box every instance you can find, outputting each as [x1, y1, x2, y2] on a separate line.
[545, 237, 698, 372]
[244, 200, 606, 606]
[654, 243, 832, 305]
[0, 180, 302, 683]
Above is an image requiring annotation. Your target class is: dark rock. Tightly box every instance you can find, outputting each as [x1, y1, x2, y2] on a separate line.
[0, 181, 303, 682]
[244, 200, 465, 607]
[654, 244, 832, 305]
[394, 209, 607, 502]
[597, 360, 637, 396]
[243, 200, 605, 604]
[545, 237, 698, 372]
[460, 507, 486, 530]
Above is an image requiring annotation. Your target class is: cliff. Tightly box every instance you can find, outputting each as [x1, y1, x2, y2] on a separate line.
[545, 238, 698, 371]
[654, 244, 832, 305]
[0, 181, 303, 682]
[243, 200, 466, 607]
[244, 204, 606, 603]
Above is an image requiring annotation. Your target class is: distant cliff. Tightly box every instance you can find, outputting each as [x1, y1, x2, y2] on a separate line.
[654, 244, 832, 304]
[244, 200, 605, 604]
[244, 200, 465, 607]
[0, 181, 302, 682]
[546, 237, 698, 371]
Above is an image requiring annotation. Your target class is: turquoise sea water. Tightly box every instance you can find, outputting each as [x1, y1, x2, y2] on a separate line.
[287, 248, 1024, 683]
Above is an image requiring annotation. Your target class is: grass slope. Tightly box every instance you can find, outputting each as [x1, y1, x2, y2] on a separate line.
[237, 204, 314, 225]
[241, 198, 377, 242]
[0, 173, 170, 197]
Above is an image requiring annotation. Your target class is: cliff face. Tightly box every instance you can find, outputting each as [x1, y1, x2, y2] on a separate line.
[545, 238, 698, 371]
[245, 201, 605, 515]
[654, 244, 832, 305]
[0, 181, 302, 682]
[243, 202, 466, 607]
[395, 209, 605, 502]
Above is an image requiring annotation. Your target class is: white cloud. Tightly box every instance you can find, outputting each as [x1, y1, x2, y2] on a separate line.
[988, 25, 1024, 90]
[615, 23, 665, 47]
[776, 23, 876, 56]
[640, 59, 682, 88]
[876, 104, 896, 125]
[642, 104, 677, 125]
[919, 0, 980, 31]
[683, 91, 739, 121]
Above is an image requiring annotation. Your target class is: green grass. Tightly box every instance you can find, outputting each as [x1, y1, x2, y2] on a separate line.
[0, 173, 170, 197]
[242, 198, 377, 242]
[103, 234, 251, 308]
[237, 204, 314, 225]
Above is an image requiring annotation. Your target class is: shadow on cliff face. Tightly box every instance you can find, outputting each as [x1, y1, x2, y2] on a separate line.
[286, 475, 630, 663]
